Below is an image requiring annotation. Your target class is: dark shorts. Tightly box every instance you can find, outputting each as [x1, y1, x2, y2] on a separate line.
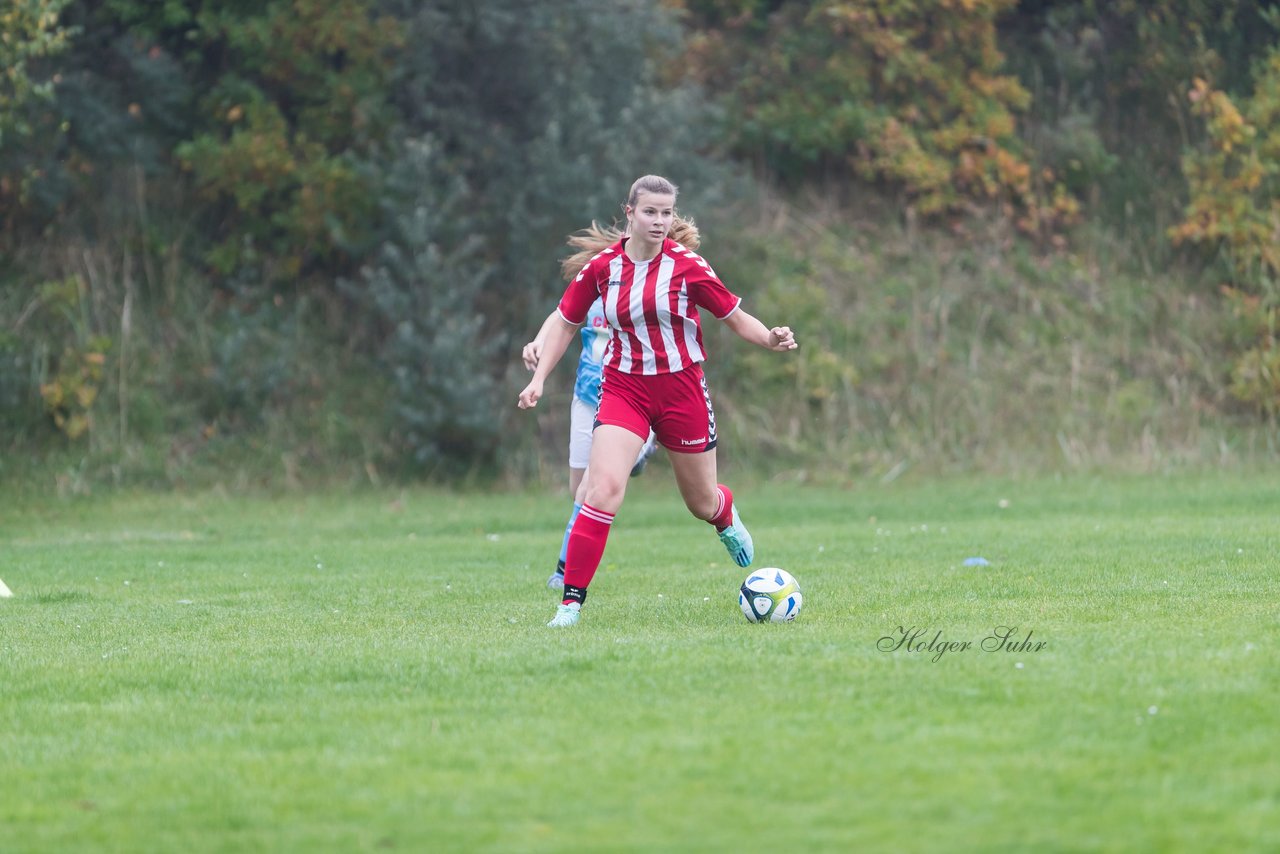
[595, 364, 718, 454]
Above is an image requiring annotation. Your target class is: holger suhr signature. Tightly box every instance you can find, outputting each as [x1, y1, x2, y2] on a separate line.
[877, 625, 1048, 663]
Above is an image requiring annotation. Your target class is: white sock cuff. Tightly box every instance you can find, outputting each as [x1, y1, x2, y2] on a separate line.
[580, 504, 615, 525]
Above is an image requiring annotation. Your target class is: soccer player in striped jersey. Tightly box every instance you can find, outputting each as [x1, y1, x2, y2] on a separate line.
[518, 175, 798, 627]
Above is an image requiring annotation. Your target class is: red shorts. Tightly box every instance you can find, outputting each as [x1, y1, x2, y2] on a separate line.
[595, 364, 718, 454]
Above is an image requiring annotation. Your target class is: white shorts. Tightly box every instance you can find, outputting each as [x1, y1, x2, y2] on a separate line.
[568, 397, 656, 470]
[568, 397, 596, 469]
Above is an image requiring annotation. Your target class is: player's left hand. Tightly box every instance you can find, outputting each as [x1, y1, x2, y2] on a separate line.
[768, 326, 798, 351]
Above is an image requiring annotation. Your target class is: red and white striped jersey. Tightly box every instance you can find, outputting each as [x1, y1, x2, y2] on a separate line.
[557, 237, 741, 375]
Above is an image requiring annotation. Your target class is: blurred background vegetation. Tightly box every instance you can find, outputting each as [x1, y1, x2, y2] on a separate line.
[3, 0, 1279, 492]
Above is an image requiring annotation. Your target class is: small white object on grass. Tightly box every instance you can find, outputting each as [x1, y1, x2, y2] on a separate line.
[0, 578, 12, 598]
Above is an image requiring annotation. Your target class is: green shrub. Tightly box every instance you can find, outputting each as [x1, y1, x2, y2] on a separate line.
[706, 195, 1234, 478]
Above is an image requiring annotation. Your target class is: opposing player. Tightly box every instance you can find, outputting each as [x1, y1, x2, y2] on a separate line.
[523, 294, 657, 590]
[517, 175, 798, 627]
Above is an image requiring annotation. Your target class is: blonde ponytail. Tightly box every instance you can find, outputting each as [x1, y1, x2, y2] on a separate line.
[560, 221, 623, 282]
[668, 215, 701, 252]
[560, 215, 702, 282]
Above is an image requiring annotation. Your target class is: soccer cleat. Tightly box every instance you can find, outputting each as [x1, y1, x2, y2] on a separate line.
[717, 506, 754, 568]
[547, 602, 581, 628]
[546, 568, 565, 590]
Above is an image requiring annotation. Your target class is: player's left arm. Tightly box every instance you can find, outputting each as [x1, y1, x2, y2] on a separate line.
[687, 256, 797, 353]
[722, 307, 798, 352]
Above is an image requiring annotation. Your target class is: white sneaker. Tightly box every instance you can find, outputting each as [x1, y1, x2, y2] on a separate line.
[547, 602, 581, 628]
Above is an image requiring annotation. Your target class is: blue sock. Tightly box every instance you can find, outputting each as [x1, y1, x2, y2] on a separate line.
[558, 503, 582, 568]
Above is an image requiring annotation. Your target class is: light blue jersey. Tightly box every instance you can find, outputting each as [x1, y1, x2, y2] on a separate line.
[573, 298, 611, 408]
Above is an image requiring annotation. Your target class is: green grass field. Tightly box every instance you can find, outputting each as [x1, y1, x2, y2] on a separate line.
[2, 472, 1277, 852]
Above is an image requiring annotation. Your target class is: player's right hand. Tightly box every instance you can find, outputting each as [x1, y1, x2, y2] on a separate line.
[518, 378, 543, 409]
[522, 340, 543, 371]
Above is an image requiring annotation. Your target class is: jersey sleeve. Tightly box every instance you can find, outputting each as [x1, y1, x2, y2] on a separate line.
[557, 255, 605, 325]
[685, 256, 741, 320]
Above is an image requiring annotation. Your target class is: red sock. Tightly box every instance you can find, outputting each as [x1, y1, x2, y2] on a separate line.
[710, 484, 735, 530]
[562, 503, 615, 603]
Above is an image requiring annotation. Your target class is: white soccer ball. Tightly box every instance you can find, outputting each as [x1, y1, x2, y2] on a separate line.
[738, 567, 802, 623]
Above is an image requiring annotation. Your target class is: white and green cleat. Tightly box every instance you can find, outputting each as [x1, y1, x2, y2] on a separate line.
[717, 506, 754, 568]
[547, 601, 581, 628]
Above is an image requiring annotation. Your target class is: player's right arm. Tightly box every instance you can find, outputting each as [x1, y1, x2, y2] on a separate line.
[522, 310, 561, 371]
[518, 255, 602, 409]
[518, 315, 577, 409]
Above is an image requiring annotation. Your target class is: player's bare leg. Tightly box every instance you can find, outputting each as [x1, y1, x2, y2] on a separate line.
[669, 449, 753, 567]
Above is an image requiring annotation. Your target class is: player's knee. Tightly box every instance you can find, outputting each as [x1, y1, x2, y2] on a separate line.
[585, 471, 627, 509]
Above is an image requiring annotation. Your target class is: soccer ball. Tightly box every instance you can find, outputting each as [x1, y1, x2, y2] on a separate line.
[738, 568, 802, 623]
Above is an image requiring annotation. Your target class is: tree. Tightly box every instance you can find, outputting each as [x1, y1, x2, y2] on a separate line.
[0, 0, 74, 215]
[676, 0, 1077, 234]
[1173, 47, 1280, 416]
[172, 0, 403, 281]
[350, 0, 727, 469]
